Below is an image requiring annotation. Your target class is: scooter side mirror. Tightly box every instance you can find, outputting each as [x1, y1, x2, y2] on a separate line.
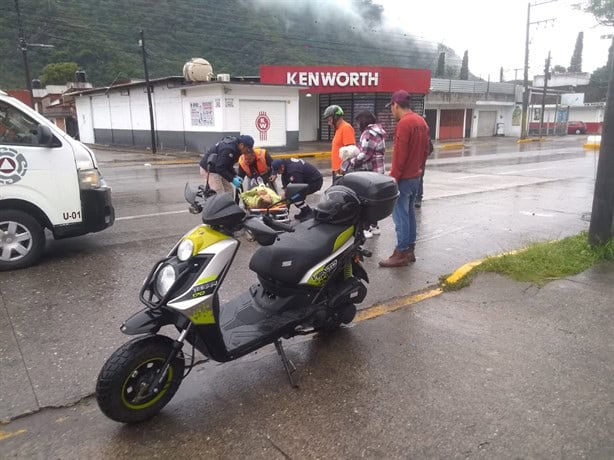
[285, 183, 308, 203]
[184, 182, 198, 206]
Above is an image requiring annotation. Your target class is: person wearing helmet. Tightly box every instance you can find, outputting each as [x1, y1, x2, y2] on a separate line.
[322, 104, 355, 182]
[199, 134, 254, 193]
[269, 158, 323, 221]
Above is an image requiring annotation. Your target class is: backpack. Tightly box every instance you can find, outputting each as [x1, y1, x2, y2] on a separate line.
[200, 136, 238, 169]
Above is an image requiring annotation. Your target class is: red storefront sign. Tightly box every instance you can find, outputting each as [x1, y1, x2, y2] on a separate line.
[260, 65, 431, 94]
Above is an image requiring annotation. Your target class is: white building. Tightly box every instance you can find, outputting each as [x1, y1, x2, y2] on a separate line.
[73, 77, 300, 152]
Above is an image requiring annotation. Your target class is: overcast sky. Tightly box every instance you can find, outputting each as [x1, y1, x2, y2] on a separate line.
[377, 0, 612, 80]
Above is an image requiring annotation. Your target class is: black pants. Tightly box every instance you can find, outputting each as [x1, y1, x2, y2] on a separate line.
[305, 177, 324, 196]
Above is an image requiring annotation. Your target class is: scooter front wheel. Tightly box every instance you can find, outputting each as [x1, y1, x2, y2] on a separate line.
[96, 335, 185, 423]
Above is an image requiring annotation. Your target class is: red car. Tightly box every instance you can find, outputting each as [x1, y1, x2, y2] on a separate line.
[567, 121, 587, 135]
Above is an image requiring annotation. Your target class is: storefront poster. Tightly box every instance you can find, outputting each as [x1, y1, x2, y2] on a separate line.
[191, 101, 214, 126]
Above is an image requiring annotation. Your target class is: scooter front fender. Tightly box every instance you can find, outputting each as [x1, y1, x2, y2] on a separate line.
[120, 308, 174, 335]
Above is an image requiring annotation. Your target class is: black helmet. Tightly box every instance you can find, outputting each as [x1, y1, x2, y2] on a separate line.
[314, 185, 361, 225]
[322, 104, 344, 119]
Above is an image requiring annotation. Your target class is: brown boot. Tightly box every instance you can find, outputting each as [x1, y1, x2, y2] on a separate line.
[402, 245, 416, 263]
[378, 249, 410, 268]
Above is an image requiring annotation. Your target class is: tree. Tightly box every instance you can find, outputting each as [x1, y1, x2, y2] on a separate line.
[586, 0, 614, 244]
[583, 0, 614, 25]
[459, 50, 469, 80]
[40, 62, 79, 85]
[569, 32, 584, 72]
[553, 65, 567, 73]
[436, 52, 445, 77]
[445, 66, 458, 79]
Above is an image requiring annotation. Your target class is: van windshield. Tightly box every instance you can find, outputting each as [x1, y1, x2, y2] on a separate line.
[0, 101, 39, 146]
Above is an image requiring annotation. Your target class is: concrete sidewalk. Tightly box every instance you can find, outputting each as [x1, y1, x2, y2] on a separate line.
[1, 263, 612, 458]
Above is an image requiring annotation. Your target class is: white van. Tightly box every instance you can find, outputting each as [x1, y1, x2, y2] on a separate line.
[0, 90, 114, 270]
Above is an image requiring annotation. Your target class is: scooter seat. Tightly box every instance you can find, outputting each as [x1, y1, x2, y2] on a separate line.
[249, 220, 354, 285]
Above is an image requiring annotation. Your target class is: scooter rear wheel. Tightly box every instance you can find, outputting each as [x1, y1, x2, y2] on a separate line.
[96, 335, 185, 423]
[316, 304, 357, 334]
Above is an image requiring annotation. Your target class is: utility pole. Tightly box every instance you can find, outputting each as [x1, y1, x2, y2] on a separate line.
[539, 51, 551, 137]
[589, 34, 614, 244]
[139, 30, 157, 154]
[520, 1, 557, 139]
[14, 0, 55, 110]
[521, 3, 531, 139]
[15, 0, 33, 107]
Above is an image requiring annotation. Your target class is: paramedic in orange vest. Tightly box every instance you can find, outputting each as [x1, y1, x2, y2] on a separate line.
[237, 139, 276, 191]
[322, 104, 355, 182]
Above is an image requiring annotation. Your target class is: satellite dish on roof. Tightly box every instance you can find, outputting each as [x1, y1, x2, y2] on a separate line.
[183, 58, 214, 82]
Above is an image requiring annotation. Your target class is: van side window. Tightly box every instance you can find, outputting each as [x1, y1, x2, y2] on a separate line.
[0, 101, 40, 146]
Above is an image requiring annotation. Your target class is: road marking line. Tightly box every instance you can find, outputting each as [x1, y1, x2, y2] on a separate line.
[520, 211, 554, 217]
[115, 210, 188, 221]
[456, 174, 490, 180]
[355, 289, 443, 322]
[498, 166, 552, 175]
[0, 429, 27, 441]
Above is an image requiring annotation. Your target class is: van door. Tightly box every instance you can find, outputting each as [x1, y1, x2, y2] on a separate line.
[0, 99, 81, 226]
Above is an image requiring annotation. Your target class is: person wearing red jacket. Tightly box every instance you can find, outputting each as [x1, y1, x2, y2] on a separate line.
[379, 90, 431, 268]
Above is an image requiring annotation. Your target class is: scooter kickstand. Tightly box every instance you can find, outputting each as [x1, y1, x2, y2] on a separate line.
[274, 340, 299, 388]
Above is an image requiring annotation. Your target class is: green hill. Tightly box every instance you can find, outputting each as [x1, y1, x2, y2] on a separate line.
[1, 0, 458, 89]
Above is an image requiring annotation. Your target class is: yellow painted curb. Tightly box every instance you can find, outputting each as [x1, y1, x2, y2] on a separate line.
[583, 144, 600, 150]
[355, 288, 443, 322]
[272, 151, 330, 159]
[444, 249, 522, 286]
[517, 137, 544, 144]
[441, 143, 465, 150]
[445, 260, 484, 284]
[0, 429, 27, 441]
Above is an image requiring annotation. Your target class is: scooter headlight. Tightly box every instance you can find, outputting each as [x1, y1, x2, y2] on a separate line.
[155, 264, 176, 297]
[177, 239, 194, 261]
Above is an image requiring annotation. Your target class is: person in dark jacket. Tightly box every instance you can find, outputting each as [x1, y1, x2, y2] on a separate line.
[269, 158, 323, 221]
[199, 135, 254, 193]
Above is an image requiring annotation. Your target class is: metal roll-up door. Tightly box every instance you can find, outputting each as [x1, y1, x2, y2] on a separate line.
[439, 109, 464, 140]
[240, 100, 286, 147]
[477, 110, 497, 137]
[319, 94, 352, 141]
[319, 93, 425, 143]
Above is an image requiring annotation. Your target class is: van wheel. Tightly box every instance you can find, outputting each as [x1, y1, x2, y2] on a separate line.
[0, 210, 45, 271]
[575, 129, 581, 134]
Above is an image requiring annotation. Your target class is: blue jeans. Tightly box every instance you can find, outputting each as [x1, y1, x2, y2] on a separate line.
[392, 178, 420, 251]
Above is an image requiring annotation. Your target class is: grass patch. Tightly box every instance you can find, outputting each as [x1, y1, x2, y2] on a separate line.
[442, 232, 614, 289]
[440, 272, 476, 291]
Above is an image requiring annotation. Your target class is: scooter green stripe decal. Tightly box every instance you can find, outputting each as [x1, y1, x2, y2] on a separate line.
[195, 274, 217, 286]
[333, 226, 354, 252]
[184, 225, 229, 256]
[189, 302, 216, 324]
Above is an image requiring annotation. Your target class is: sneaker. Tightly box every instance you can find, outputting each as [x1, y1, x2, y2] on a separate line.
[363, 229, 373, 239]
[294, 206, 313, 221]
[414, 198, 422, 209]
[370, 225, 381, 235]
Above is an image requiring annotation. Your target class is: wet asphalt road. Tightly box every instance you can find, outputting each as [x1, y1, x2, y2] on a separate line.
[0, 135, 607, 457]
